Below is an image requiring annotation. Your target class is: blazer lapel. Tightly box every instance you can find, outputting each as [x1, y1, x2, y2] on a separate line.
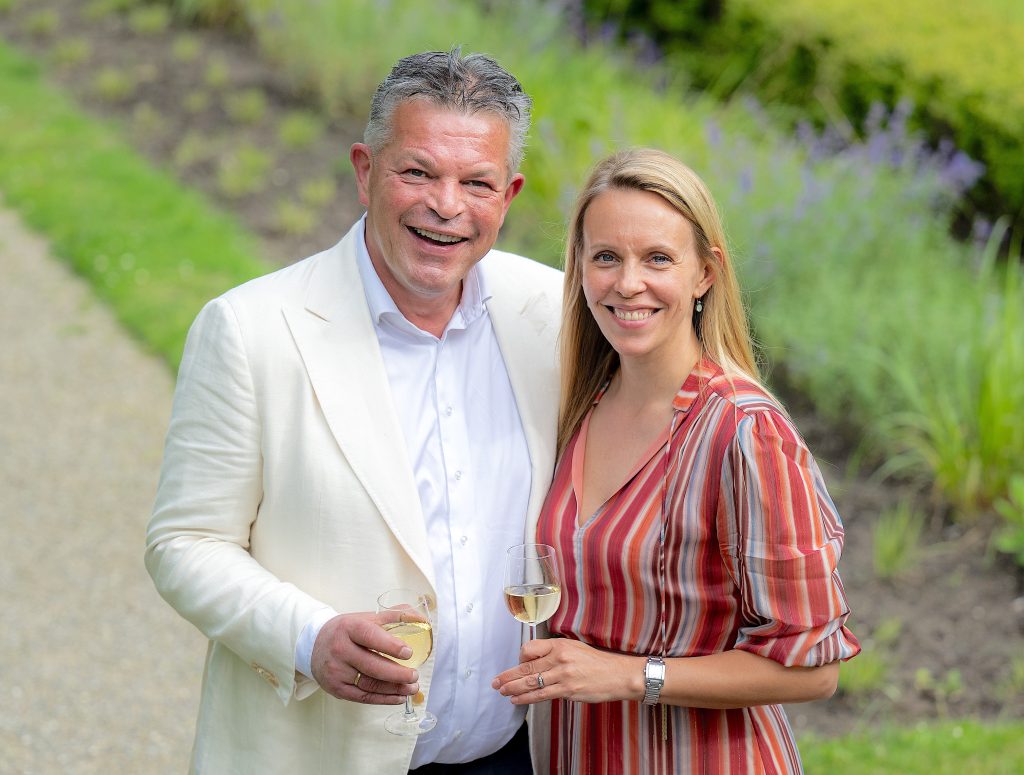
[282, 225, 434, 588]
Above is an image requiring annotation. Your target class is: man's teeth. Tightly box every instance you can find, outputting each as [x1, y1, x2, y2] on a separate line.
[613, 308, 655, 321]
[413, 227, 464, 243]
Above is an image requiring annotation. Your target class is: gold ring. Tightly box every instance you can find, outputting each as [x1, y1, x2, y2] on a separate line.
[536, 672, 545, 689]
[353, 670, 363, 689]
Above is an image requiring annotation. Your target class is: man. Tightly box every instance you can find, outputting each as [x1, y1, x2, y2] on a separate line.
[146, 49, 562, 773]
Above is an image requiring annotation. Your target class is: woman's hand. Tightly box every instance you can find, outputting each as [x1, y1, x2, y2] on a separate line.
[491, 638, 645, 705]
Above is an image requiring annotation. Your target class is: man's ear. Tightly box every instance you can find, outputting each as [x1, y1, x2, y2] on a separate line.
[350, 143, 373, 207]
[501, 172, 526, 215]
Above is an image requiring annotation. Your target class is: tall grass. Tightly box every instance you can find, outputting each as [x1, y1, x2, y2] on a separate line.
[167, 0, 1024, 518]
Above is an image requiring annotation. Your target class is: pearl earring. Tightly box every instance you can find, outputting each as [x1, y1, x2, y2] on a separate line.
[695, 298, 704, 313]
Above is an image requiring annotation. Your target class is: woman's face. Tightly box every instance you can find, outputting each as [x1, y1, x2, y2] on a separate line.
[580, 188, 714, 369]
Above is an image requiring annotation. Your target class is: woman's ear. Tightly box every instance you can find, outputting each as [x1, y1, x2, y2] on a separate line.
[697, 247, 721, 297]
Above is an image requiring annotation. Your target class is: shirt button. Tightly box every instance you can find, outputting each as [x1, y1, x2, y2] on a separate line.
[464, 668, 473, 679]
[445, 405, 453, 416]
[454, 730, 463, 739]
[465, 603, 474, 613]
[454, 470, 462, 480]
[460, 535, 468, 546]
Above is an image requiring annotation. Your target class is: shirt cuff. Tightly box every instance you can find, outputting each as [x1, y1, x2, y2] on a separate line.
[295, 606, 339, 680]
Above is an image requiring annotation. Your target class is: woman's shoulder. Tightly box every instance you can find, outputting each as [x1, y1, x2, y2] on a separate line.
[702, 368, 782, 419]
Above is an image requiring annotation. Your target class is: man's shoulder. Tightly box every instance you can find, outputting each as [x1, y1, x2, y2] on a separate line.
[482, 248, 562, 291]
[219, 232, 353, 308]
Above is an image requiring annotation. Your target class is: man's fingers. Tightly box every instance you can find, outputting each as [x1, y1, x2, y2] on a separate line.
[349, 615, 415, 662]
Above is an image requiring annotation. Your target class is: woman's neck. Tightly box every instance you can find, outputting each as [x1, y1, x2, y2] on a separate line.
[610, 343, 702, 413]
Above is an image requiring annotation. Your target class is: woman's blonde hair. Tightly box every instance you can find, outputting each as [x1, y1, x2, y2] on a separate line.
[558, 148, 761, 455]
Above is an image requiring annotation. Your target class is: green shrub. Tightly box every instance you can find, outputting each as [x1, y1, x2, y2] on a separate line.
[224, 87, 267, 125]
[0, 0, 19, 15]
[92, 66, 136, 103]
[216, 144, 272, 197]
[24, 9, 60, 38]
[872, 501, 926, 581]
[203, 55, 230, 89]
[83, 0, 142, 20]
[588, 0, 1024, 228]
[129, 4, 172, 34]
[182, 89, 210, 113]
[172, 131, 217, 170]
[299, 177, 335, 208]
[275, 199, 317, 236]
[50, 38, 92, 68]
[171, 33, 202, 63]
[838, 649, 890, 699]
[994, 475, 1024, 568]
[277, 110, 325, 149]
[130, 102, 163, 137]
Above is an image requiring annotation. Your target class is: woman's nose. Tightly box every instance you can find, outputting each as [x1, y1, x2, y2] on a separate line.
[614, 262, 645, 297]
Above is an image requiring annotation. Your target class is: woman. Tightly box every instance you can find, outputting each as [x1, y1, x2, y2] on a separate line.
[493, 149, 859, 774]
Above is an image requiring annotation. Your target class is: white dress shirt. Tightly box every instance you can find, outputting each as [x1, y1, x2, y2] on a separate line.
[296, 218, 530, 766]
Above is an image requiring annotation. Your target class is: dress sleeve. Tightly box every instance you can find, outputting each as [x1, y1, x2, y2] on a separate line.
[717, 407, 860, 667]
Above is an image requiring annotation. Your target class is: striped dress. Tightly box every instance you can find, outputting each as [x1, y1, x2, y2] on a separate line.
[537, 361, 860, 774]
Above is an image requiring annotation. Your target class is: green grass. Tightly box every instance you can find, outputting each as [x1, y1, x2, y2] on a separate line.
[872, 501, 926, 581]
[0, 40, 270, 368]
[799, 720, 1024, 774]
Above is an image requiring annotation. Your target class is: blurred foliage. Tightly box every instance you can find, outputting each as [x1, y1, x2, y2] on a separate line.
[994, 475, 1024, 567]
[799, 720, 1024, 774]
[872, 501, 925, 581]
[583, 0, 1024, 234]
[0, 41, 269, 368]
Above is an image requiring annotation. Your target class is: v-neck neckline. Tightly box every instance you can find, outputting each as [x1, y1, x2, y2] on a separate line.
[570, 398, 672, 528]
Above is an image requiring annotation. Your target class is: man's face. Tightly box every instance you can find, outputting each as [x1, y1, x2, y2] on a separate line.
[350, 100, 525, 327]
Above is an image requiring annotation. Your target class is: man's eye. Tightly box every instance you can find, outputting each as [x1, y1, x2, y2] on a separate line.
[405, 169, 427, 178]
[466, 180, 492, 189]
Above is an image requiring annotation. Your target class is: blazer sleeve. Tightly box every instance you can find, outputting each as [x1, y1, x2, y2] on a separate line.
[145, 296, 327, 705]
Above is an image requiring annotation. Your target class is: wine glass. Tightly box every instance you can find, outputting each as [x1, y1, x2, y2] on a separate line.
[503, 543, 561, 640]
[376, 588, 437, 736]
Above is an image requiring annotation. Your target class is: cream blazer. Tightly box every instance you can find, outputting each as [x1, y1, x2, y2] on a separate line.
[146, 221, 562, 774]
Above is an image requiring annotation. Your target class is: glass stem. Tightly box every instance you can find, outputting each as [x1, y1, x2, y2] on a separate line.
[404, 697, 415, 718]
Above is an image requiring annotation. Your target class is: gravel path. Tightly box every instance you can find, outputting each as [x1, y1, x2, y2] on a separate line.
[0, 203, 206, 773]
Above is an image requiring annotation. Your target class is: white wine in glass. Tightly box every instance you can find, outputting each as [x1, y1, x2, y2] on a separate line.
[504, 543, 561, 639]
[376, 588, 437, 736]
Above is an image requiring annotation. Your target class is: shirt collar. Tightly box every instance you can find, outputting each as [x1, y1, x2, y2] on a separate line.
[672, 358, 722, 414]
[354, 214, 492, 335]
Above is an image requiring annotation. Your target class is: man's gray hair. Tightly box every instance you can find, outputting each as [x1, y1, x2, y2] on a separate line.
[364, 47, 532, 173]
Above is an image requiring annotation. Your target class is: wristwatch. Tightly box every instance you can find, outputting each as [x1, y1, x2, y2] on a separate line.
[642, 656, 666, 705]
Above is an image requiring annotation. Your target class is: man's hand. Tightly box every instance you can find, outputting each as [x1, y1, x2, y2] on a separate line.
[311, 613, 419, 705]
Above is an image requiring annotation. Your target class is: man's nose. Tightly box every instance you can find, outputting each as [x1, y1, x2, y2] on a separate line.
[427, 180, 464, 221]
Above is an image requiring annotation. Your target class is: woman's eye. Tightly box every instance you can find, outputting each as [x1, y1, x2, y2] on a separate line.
[650, 254, 672, 265]
[594, 252, 616, 263]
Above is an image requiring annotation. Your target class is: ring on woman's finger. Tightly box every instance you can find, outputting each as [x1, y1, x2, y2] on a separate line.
[353, 671, 363, 689]
[536, 672, 545, 689]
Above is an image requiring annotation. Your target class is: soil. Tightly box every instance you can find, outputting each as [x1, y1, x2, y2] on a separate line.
[4, 0, 1023, 741]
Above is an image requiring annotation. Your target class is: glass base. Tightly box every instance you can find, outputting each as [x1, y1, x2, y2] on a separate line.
[385, 709, 437, 736]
